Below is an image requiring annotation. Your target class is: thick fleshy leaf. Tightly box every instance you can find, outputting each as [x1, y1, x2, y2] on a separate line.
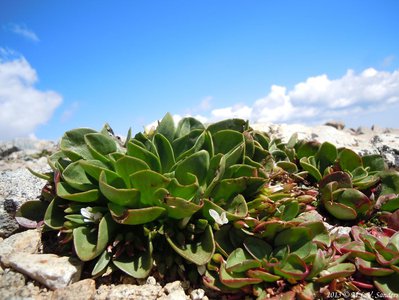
[108, 203, 165, 225]
[113, 240, 153, 279]
[300, 157, 322, 181]
[378, 194, 399, 212]
[172, 129, 204, 159]
[162, 196, 203, 219]
[207, 118, 248, 134]
[380, 171, 399, 195]
[92, 250, 111, 276]
[226, 248, 262, 272]
[319, 171, 353, 189]
[274, 227, 312, 248]
[336, 188, 372, 215]
[99, 171, 140, 207]
[174, 117, 205, 139]
[297, 141, 320, 159]
[175, 150, 209, 186]
[130, 170, 170, 206]
[315, 263, 355, 283]
[44, 197, 66, 229]
[243, 236, 272, 260]
[355, 258, 395, 276]
[80, 160, 113, 181]
[62, 161, 95, 191]
[84, 133, 117, 163]
[127, 141, 161, 172]
[211, 177, 265, 204]
[373, 273, 399, 297]
[48, 151, 71, 171]
[213, 130, 244, 155]
[276, 161, 298, 174]
[114, 155, 150, 187]
[168, 176, 198, 200]
[324, 201, 357, 220]
[156, 112, 175, 142]
[307, 249, 328, 279]
[153, 133, 175, 173]
[60, 128, 97, 161]
[57, 182, 99, 202]
[363, 154, 386, 172]
[166, 224, 215, 265]
[247, 269, 280, 282]
[315, 142, 337, 173]
[219, 262, 262, 288]
[274, 254, 309, 280]
[73, 213, 116, 261]
[338, 148, 362, 172]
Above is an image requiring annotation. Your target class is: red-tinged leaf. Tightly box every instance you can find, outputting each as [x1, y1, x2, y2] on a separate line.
[315, 263, 355, 283]
[351, 280, 374, 289]
[340, 241, 376, 260]
[247, 269, 281, 282]
[219, 262, 262, 288]
[355, 258, 394, 277]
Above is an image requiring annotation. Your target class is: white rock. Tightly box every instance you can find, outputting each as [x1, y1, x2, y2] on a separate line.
[106, 284, 162, 300]
[190, 288, 205, 300]
[0, 229, 41, 266]
[52, 278, 96, 300]
[8, 253, 83, 290]
[159, 281, 188, 300]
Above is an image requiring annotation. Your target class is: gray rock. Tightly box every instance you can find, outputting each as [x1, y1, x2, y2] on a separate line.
[0, 229, 41, 266]
[8, 253, 83, 290]
[104, 283, 162, 300]
[324, 121, 345, 130]
[51, 278, 96, 300]
[159, 281, 188, 300]
[0, 167, 48, 237]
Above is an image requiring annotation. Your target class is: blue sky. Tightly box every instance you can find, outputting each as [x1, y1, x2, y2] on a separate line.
[0, 1, 398, 140]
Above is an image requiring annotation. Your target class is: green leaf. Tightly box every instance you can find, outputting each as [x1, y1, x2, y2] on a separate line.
[153, 133, 176, 173]
[300, 157, 322, 181]
[226, 248, 262, 272]
[62, 161, 95, 191]
[175, 150, 210, 187]
[60, 128, 97, 161]
[207, 119, 248, 134]
[80, 160, 113, 181]
[156, 112, 175, 142]
[99, 171, 141, 207]
[355, 258, 395, 276]
[324, 201, 357, 220]
[130, 170, 170, 206]
[273, 254, 308, 280]
[84, 132, 117, 163]
[243, 236, 272, 260]
[92, 250, 111, 276]
[127, 141, 161, 172]
[274, 227, 311, 248]
[27, 167, 51, 181]
[338, 148, 362, 172]
[219, 262, 262, 288]
[374, 273, 399, 296]
[380, 171, 399, 195]
[166, 224, 215, 265]
[174, 117, 205, 139]
[73, 213, 116, 261]
[213, 130, 245, 155]
[172, 129, 204, 159]
[315, 142, 337, 173]
[363, 154, 386, 172]
[297, 141, 320, 159]
[276, 161, 298, 174]
[57, 182, 99, 202]
[162, 196, 203, 219]
[113, 240, 153, 279]
[315, 263, 356, 283]
[281, 200, 300, 221]
[247, 269, 281, 282]
[108, 202, 166, 225]
[44, 197, 66, 229]
[114, 155, 150, 187]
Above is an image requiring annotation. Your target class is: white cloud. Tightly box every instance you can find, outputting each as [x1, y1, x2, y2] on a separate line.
[202, 68, 399, 126]
[0, 55, 62, 139]
[61, 101, 79, 122]
[6, 23, 39, 42]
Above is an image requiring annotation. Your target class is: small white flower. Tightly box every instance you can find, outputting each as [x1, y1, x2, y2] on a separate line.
[209, 209, 228, 225]
[268, 184, 284, 193]
[81, 207, 102, 223]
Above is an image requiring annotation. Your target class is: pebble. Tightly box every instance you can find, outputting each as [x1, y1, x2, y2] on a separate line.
[8, 253, 83, 290]
[190, 288, 205, 300]
[105, 283, 162, 300]
[52, 278, 96, 300]
[0, 229, 41, 266]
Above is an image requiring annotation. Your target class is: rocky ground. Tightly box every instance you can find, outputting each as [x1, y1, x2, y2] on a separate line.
[0, 123, 398, 299]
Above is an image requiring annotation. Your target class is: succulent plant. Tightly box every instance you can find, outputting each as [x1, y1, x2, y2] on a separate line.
[17, 113, 399, 299]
